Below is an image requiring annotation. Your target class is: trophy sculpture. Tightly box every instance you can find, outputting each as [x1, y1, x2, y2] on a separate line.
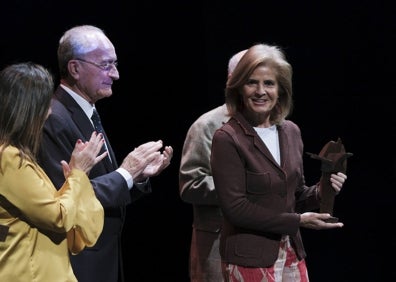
[306, 138, 353, 219]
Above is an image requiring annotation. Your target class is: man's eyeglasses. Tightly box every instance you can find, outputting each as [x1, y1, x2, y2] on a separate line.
[74, 58, 118, 71]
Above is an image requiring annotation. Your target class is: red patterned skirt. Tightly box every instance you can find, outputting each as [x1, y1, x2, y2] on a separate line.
[222, 236, 309, 282]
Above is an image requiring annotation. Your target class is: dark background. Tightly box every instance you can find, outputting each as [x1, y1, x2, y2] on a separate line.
[2, 1, 395, 281]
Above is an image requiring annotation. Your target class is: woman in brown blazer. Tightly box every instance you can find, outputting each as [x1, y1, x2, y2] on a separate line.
[211, 43, 347, 282]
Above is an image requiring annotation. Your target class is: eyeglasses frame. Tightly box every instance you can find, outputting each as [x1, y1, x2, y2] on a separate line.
[74, 58, 118, 71]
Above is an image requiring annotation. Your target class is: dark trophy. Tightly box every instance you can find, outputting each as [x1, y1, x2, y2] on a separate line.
[306, 138, 353, 218]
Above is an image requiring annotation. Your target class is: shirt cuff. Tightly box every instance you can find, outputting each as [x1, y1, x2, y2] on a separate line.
[116, 167, 133, 189]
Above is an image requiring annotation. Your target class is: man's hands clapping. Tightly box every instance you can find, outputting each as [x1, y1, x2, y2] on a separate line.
[141, 145, 173, 178]
[120, 140, 173, 182]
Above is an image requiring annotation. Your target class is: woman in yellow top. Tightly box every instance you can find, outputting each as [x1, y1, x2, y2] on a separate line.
[0, 62, 106, 281]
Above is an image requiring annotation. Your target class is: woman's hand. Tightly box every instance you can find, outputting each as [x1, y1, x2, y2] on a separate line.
[330, 172, 347, 194]
[299, 212, 344, 230]
[62, 132, 108, 178]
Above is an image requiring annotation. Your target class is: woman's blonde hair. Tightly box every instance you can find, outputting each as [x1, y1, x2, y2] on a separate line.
[225, 43, 293, 124]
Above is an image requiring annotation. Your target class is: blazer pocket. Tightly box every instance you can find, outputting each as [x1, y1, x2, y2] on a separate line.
[246, 171, 272, 195]
[224, 233, 264, 259]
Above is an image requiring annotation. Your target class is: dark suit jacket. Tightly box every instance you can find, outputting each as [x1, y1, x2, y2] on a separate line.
[38, 86, 149, 282]
[211, 112, 320, 268]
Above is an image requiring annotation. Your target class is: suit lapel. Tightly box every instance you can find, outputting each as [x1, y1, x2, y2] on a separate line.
[54, 87, 118, 171]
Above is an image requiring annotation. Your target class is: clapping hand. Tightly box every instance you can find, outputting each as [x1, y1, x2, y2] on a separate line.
[120, 140, 173, 182]
[142, 145, 173, 177]
[61, 132, 107, 178]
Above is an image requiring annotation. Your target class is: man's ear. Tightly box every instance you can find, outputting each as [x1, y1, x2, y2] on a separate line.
[68, 60, 80, 79]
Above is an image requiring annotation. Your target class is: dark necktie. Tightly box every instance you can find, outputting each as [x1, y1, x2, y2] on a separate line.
[91, 108, 112, 162]
[91, 108, 104, 134]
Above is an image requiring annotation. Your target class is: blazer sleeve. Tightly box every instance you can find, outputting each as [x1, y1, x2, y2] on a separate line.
[179, 119, 219, 205]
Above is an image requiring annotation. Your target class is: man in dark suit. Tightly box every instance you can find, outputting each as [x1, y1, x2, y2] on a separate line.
[37, 25, 173, 282]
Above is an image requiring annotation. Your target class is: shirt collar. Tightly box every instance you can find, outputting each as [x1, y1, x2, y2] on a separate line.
[60, 84, 95, 118]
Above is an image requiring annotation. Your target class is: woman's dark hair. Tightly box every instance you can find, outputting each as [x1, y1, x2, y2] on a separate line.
[0, 62, 54, 171]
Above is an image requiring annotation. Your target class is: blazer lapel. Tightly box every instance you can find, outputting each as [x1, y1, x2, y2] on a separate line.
[234, 113, 280, 167]
[277, 123, 289, 168]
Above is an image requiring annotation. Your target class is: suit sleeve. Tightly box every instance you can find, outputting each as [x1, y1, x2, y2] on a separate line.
[38, 107, 132, 208]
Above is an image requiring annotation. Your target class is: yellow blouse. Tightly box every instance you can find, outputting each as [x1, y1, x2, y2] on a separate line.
[0, 145, 104, 282]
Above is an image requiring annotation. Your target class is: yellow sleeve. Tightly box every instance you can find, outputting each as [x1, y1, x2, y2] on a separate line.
[59, 169, 104, 254]
[0, 146, 104, 254]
